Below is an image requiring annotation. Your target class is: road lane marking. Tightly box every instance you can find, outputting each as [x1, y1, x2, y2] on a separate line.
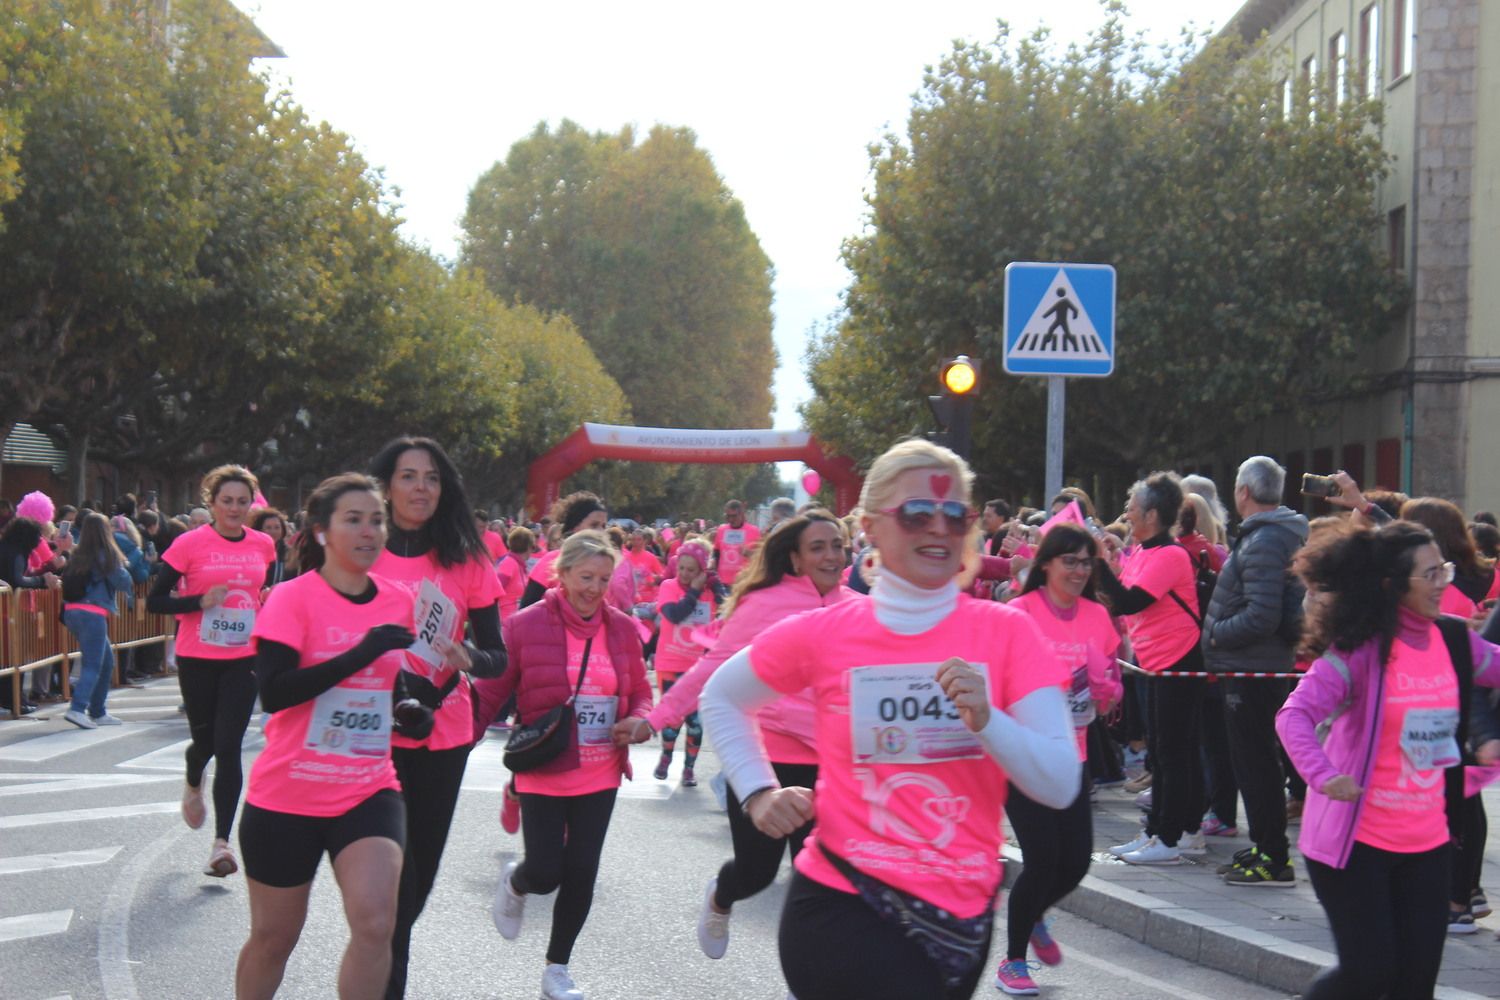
[462, 741, 676, 800]
[0, 773, 176, 797]
[1065, 942, 1223, 1000]
[0, 802, 178, 830]
[0, 909, 73, 943]
[0, 727, 138, 762]
[0, 847, 122, 875]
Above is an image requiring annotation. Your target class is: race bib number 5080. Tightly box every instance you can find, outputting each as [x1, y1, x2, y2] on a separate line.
[850, 663, 984, 765]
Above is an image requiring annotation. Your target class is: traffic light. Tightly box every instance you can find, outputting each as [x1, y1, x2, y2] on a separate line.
[927, 355, 977, 459]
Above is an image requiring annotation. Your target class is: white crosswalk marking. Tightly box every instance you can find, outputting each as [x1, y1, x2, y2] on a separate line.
[0, 772, 175, 797]
[0, 847, 122, 875]
[0, 909, 73, 943]
[0, 801, 178, 830]
[0, 726, 138, 762]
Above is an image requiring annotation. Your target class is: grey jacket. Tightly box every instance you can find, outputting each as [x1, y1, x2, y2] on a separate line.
[1203, 506, 1309, 673]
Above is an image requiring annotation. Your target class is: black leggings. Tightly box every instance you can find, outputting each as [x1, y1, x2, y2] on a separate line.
[715, 761, 816, 910]
[1304, 842, 1449, 1000]
[385, 743, 471, 1000]
[779, 871, 990, 1000]
[1145, 664, 1206, 847]
[177, 654, 258, 840]
[1452, 794, 1488, 907]
[512, 787, 618, 965]
[1005, 765, 1091, 960]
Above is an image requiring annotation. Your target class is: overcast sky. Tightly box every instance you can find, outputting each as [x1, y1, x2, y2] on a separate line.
[243, 1, 1245, 431]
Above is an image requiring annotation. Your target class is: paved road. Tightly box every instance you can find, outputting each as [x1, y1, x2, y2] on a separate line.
[0, 678, 1291, 999]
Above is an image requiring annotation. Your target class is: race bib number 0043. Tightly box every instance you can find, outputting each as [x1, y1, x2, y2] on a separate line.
[850, 663, 983, 765]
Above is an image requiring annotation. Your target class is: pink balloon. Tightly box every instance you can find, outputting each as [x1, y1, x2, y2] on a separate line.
[801, 470, 822, 495]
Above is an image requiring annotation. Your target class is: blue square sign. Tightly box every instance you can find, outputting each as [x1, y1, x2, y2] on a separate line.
[1003, 262, 1116, 377]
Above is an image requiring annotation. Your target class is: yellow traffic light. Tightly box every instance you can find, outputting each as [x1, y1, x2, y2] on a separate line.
[941, 356, 977, 395]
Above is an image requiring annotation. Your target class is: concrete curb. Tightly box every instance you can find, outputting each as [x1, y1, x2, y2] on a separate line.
[1000, 845, 1490, 999]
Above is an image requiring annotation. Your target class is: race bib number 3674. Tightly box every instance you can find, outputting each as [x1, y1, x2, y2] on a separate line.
[850, 663, 984, 765]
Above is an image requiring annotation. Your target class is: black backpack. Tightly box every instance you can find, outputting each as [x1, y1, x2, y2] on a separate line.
[1168, 544, 1217, 628]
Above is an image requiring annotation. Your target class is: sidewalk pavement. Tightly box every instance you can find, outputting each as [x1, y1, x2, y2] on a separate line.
[1002, 781, 1500, 999]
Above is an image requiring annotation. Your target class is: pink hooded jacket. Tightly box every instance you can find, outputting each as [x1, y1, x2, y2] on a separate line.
[647, 573, 851, 758]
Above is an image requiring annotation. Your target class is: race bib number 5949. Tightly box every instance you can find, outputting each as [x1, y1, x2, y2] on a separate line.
[850, 663, 984, 765]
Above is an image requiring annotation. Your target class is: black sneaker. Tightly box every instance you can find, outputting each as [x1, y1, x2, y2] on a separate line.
[1472, 888, 1491, 919]
[1224, 851, 1296, 887]
[1215, 847, 1258, 877]
[1448, 908, 1478, 934]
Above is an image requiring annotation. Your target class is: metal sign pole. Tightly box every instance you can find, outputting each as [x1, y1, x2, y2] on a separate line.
[1045, 375, 1065, 500]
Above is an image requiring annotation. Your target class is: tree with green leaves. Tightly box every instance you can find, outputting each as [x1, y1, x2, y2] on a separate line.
[804, 12, 1406, 503]
[461, 120, 778, 509]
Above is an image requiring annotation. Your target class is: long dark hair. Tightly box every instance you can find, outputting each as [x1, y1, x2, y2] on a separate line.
[368, 436, 485, 569]
[1401, 496, 1489, 577]
[0, 516, 44, 555]
[250, 507, 289, 560]
[293, 474, 383, 574]
[1020, 523, 1099, 602]
[61, 513, 124, 587]
[1296, 520, 1434, 660]
[721, 509, 843, 619]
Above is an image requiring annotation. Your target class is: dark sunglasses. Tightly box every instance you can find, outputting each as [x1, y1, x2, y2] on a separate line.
[877, 499, 977, 536]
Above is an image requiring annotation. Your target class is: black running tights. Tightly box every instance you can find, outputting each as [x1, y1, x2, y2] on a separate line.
[177, 654, 258, 840]
[512, 787, 618, 966]
[1005, 765, 1092, 960]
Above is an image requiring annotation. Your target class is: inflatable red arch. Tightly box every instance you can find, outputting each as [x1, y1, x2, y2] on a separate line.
[526, 424, 863, 518]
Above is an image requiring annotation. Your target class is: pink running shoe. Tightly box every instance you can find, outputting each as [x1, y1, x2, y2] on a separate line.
[1029, 920, 1062, 966]
[1200, 815, 1239, 837]
[994, 959, 1040, 995]
[500, 784, 521, 835]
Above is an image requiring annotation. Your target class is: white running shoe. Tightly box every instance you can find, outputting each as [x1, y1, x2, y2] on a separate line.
[182, 780, 207, 830]
[540, 963, 583, 1000]
[1178, 831, 1208, 856]
[91, 713, 124, 726]
[63, 709, 96, 730]
[697, 877, 730, 959]
[1107, 831, 1152, 857]
[709, 770, 729, 812]
[492, 861, 525, 939]
[1122, 836, 1183, 866]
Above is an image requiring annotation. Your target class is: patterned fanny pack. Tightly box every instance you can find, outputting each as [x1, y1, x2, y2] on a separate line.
[818, 843, 995, 989]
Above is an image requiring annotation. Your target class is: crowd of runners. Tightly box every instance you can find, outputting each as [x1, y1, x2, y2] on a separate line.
[3, 434, 1500, 1000]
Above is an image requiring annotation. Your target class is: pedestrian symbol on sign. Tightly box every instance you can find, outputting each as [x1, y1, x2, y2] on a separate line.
[1003, 262, 1115, 377]
[1011, 271, 1107, 359]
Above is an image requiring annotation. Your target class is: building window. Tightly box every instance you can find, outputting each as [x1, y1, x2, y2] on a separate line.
[1303, 54, 1319, 118]
[1280, 77, 1293, 118]
[1392, 0, 1416, 81]
[1359, 4, 1381, 98]
[1375, 438, 1402, 490]
[1329, 32, 1348, 103]
[1388, 206, 1406, 270]
[1341, 443, 1367, 486]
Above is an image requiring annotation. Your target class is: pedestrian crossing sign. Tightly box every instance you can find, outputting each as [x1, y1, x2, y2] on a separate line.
[1003, 262, 1116, 377]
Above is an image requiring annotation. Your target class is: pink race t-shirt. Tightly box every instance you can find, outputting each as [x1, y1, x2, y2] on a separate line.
[497, 555, 527, 619]
[714, 523, 761, 585]
[27, 538, 54, 574]
[246, 571, 414, 817]
[654, 577, 715, 678]
[625, 549, 665, 603]
[1355, 628, 1460, 853]
[1440, 586, 1477, 620]
[749, 596, 1066, 918]
[1011, 590, 1120, 760]
[482, 530, 509, 563]
[528, 549, 560, 588]
[163, 524, 277, 660]
[516, 630, 621, 798]
[372, 548, 504, 751]
[1118, 543, 1199, 672]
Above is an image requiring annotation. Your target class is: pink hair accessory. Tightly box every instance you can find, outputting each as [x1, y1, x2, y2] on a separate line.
[16, 491, 54, 523]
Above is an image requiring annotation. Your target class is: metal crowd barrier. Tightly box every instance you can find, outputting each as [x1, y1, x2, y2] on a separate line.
[0, 582, 175, 717]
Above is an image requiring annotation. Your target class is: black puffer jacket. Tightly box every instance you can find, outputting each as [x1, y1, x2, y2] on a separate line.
[1202, 506, 1309, 672]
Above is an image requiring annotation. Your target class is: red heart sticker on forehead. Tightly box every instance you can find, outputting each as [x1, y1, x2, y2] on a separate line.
[929, 474, 952, 498]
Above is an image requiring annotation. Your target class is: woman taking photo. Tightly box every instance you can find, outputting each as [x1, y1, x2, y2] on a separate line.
[59, 513, 136, 730]
[1277, 521, 1500, 999]
[481, 530, 652, 1000]
[235, 473, 418, 1000]
[1096, 472, 1206, 866]
[617, 511, 849, 959]
[994, 522, 1121, 995]
[701, 439, 1077, 1000]
[148, 465, 278, 877]
[367, 436, 508, 1000]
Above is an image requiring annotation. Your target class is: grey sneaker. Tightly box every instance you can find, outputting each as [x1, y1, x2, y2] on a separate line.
[697, 877, 730, 959]
[492, 861, 525, 939]
[63, 709, 97, 730]
[540, 963, 583, 1000]
[91, 713, 124, 726]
